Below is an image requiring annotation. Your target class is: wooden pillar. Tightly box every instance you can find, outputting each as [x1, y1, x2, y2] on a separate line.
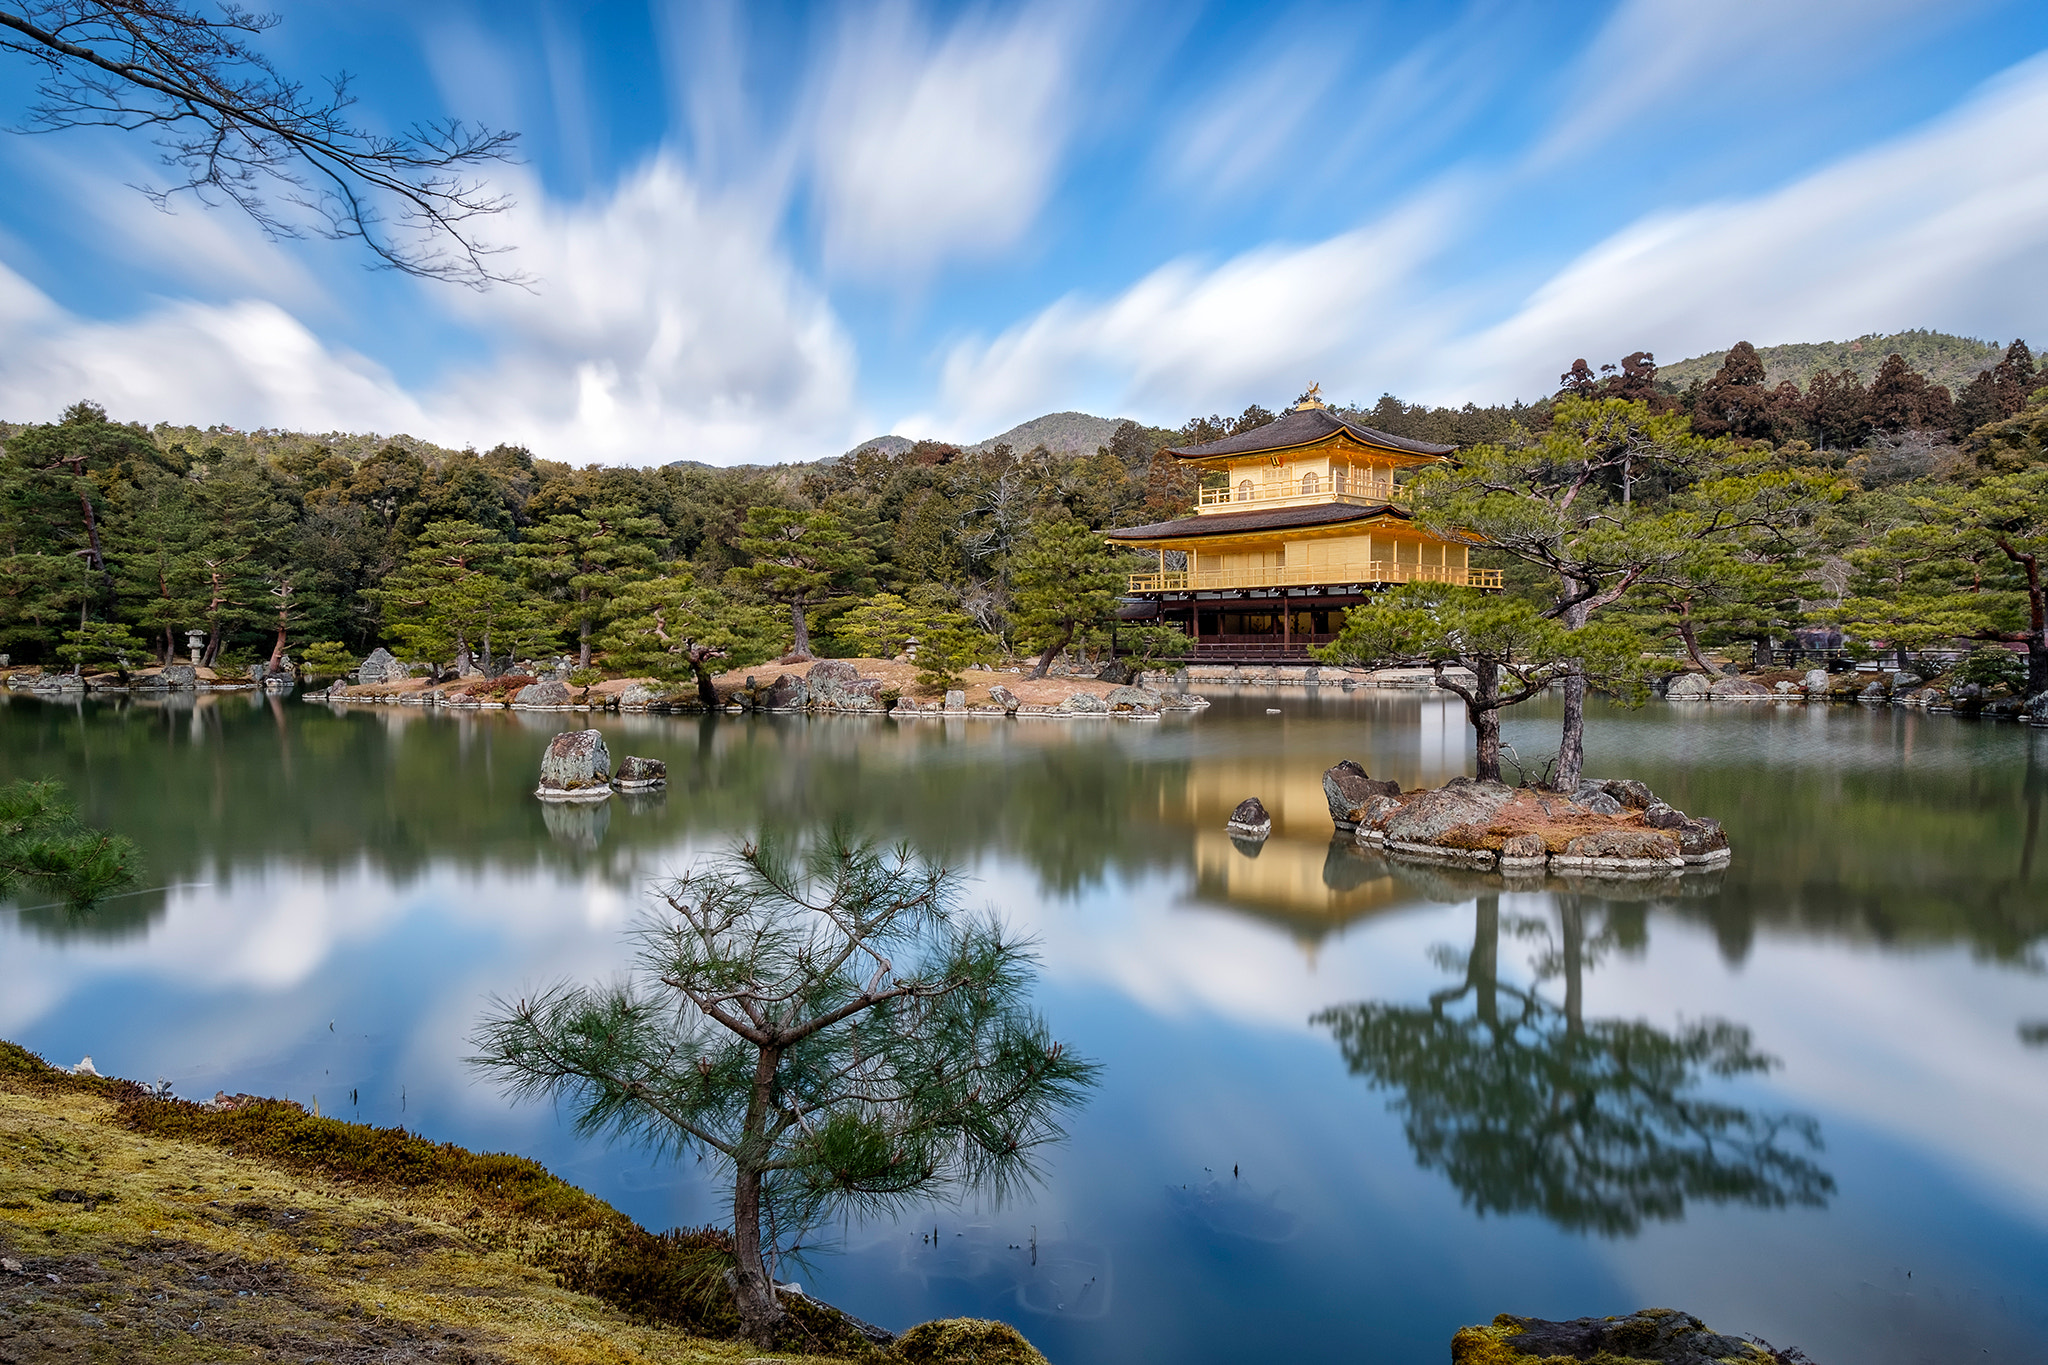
[1282, 594, 1292, 654]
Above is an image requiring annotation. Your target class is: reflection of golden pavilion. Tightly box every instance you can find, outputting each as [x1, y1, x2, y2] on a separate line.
[1178, 756, 1423, 941]
[1106, 391, 1500, 661]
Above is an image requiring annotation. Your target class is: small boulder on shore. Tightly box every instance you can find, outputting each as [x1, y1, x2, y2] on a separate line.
[1323, 760, 1402, 829]
[1452, 1307, 1777, 1364]
[514, 680, 571, 708]
[536, 729, 612, 801]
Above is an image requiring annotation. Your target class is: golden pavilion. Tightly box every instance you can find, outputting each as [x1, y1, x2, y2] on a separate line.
[1105, 389, 1499, 660]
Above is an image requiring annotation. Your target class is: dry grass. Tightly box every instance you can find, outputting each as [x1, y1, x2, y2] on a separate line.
[0, 1042, 977, 1364]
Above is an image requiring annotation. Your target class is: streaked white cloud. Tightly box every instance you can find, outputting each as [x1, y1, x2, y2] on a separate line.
[1531, 0, 1958, 167]
[0, 153, 866, 465]
[1161, 32, 1356, 201]
[902, 186, 1462, 439]
[1461, 50, 2048, 400]
[811, 2, 1081, 280]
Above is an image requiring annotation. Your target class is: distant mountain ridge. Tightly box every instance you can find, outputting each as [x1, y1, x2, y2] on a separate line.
[844, 411, 1130, 462]
[1657, 330, 2008, 393]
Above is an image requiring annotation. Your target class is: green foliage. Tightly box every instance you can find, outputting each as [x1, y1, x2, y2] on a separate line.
[519, 504, 665, 664]
[0, 778, 142, 909]
[298, 641, 358, 678]
[566, 666, 604, 688]
[598, 576, 787, 704]
[892, 1318, 1049, 1365]
[835, 593, 999, 688]
[1956, 645, 2028, 692]
[728, 507, 874, 656]
[1655, 330, 2004, 395]
[56, 620, 149, 672]
[1114, 624, 1191, 669]
[372, 520, 552, 669]
[469, 834, 1097, 1338]
[1009, 518, 1128, 676]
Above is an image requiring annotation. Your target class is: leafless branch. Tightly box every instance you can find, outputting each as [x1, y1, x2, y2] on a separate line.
[0, 1, 525, 287]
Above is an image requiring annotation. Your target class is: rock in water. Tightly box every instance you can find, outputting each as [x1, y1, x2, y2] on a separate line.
[1709, 675, 1773, 700]
[1104, 685, 1163, 712]
[357, 647, 399, 684]
[514, 680, 571, 707]
[1225, 797, 1272, 839]
[988, 685, 1020, 714]
[944, 689, 967, 710]
[1664, 673, 1712, 700]
[1452, 1307, 1774, 1364]
[160, 663, 196, 690]
[537, 729, 612, 801]
[614, 755, 667, 791]
[1804, 668, 1831, 696]
[1323, 760, 1402, 828]
[1063, 691, 1109, 713]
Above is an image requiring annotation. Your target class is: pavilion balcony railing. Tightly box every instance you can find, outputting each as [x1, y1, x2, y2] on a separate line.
[1196, 480, 1409, 510]
[1127, 563, 1504, 593]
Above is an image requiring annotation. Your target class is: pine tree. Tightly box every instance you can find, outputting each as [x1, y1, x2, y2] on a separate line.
[1009, 518, 1129, 678]
[520, 504, 665, 667]
[597, 578, 785, 707]
[373, 521, 550, 673]
[727, 509, 872, 658]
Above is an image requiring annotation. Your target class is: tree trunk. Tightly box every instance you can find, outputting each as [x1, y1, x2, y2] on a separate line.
[1469, 657, 1503, 783]
[1553, 592, 1592, 792]
[1674, 602, 1713, 674]
[579, 619, 592, 670]
[729, 1164, 783, 1341]
[1554, 672, 1587, 791]
[1029, 625, 1074, 680]
[1560, 897, 1585, 1039]
[1996, 537, 2048, 695]
[693, 659, 721, 709]
[789, 600, 812, 659]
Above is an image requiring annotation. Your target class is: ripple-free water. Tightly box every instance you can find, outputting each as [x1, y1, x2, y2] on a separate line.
[3, 688, 2045, 1364]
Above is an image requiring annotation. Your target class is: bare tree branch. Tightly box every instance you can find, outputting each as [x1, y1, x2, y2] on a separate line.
[0, 1, 524, 287]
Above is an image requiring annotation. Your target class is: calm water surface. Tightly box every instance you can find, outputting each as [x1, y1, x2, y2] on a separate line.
[4, 688, 2046, 1364]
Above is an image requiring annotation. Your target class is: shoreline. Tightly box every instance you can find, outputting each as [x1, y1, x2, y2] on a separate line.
[0, 1041, 1039, 1364]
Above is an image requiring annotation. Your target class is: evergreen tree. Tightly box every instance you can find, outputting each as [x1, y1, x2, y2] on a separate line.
[598, 577, 785, 707]
[1009, 518, 1129, 678]
[0, 778, 142, 910]
[520, 504, 665, 667]
[728, 508, 872, 658]
[1316, 582, 1655, 783]
[470, 836, 1098, 1345]
[373, 520, 549, 673]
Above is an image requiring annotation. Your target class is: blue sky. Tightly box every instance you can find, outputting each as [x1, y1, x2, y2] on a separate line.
[2, 0, 2046, 466]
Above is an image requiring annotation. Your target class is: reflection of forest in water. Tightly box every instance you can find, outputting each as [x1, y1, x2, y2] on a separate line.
[2, 691, 2046, 971]
[1317, 892, 1834, 1236]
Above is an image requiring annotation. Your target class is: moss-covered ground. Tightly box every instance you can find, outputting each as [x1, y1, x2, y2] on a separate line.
[0, 1041, 1029, 1365]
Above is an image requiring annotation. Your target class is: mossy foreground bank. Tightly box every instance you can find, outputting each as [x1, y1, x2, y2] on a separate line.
[0, 1042, 1045, 1365]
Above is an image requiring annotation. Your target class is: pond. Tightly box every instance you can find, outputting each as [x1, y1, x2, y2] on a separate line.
[3, 687, 2046, 1364]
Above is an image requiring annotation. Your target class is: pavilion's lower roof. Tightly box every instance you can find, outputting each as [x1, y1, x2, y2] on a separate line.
[1104, 501, 1406, 542]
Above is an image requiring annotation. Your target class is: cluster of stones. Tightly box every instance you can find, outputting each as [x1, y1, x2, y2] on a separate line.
[3, 662, 260, 696]
[1320, 760, 1730, 877]
[1452, 1307, 1779, 1365]
[618, 661, 1211, 719]
[1665, 665, 2048, 723]
[533, 730, 667, 802]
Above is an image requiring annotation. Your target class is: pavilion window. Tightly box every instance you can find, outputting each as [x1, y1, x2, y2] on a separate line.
[1236, 479, 1253, 502]
[1301, 471, 1320, 494]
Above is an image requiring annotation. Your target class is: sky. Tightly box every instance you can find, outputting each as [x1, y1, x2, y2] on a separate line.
[1, 0, 2046, 467]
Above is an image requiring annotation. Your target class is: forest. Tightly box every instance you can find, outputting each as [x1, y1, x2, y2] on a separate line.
[0, 334, 2043, 696]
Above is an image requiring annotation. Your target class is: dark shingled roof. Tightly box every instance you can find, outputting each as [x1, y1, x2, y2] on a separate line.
[1105, 500, 1407, 542]
[1166, 407, 1455, 460]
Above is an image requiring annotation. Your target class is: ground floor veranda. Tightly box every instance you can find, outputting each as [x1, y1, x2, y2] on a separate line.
[1118, 587, 1369, 663]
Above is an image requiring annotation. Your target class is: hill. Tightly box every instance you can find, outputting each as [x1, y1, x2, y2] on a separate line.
[840, 410, 1131, 464]
[1657, 330, 2007, 393]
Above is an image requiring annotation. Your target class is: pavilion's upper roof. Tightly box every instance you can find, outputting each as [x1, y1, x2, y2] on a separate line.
[1104, 500, 1408, 543]
[1166, 406, 1455, 461]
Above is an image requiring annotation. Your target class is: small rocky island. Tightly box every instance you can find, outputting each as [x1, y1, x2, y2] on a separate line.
[1453, 1308, 1795, 1363]
[1321, 761, 1730, 876]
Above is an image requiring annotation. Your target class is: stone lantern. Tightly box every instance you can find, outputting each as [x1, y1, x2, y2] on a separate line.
[184, 629, 206, 666]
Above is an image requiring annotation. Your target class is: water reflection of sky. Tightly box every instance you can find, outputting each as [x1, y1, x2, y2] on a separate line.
[2, 689, 2046, 1364]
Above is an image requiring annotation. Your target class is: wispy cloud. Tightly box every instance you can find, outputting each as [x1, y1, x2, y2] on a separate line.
[810, 1, 1084, 281]
[1460, 50, 2048, 399]
[903, 187, 1464, 439]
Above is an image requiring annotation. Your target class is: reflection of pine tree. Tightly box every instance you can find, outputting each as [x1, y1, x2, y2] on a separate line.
[1314, 896, 1833, 1236]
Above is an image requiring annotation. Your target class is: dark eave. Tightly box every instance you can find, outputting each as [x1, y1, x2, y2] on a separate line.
[1105, 501, 1408, 543]
[1165, 407, 1456, 461]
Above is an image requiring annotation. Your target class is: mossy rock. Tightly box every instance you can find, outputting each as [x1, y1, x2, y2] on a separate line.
[1452, 1309, 1775, 1365]
[891, 1316, 1048, 1365]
